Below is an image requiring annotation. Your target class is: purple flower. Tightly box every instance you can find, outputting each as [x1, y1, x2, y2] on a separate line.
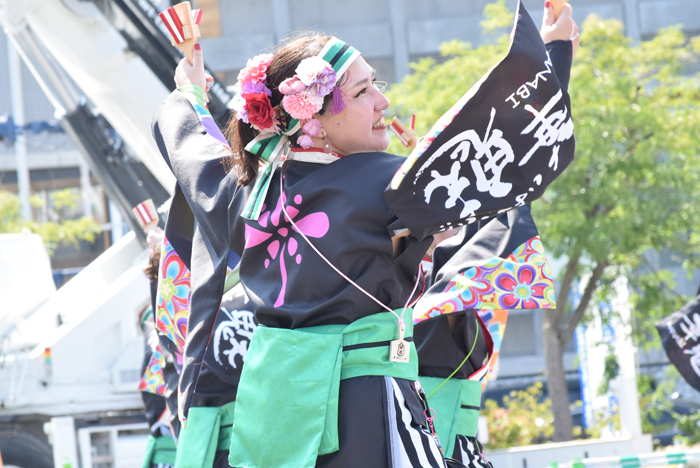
[241, 81, 272, 97]
[309, 67, 337, 97]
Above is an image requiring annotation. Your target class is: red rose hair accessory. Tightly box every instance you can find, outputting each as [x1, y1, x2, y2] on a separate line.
[232, 54, 281, 133]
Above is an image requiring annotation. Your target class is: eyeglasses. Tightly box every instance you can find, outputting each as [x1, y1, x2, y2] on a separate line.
[373, 81, 388, 93]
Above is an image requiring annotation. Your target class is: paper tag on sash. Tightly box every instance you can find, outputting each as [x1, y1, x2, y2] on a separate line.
[390, 339, 410, 363]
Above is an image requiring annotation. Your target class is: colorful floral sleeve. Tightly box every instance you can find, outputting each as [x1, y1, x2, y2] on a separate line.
[414, 205, 555, 324]
[178, 84, 232, 151]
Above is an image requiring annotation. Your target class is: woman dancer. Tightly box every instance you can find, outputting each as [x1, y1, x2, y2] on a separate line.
[152, 2, 575, 466]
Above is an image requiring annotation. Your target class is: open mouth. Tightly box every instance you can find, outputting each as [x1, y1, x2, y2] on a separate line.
[372, 117, 386, 130]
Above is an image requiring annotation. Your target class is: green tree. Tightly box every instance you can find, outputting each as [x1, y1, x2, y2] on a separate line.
[483, 382, 555, 449]
[388, 2, 700, 442]
[0, 189, 100, 253]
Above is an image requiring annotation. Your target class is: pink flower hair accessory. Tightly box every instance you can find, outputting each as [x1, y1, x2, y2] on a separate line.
[282, 92, 324, 120]
[279, 76, 308, 96]
[302, 119, 322, 137]
[296, 118, 323, 149]
[281, 57, 337, 120]
[237, 53, 273, 86]
[297, 134, 314, 149]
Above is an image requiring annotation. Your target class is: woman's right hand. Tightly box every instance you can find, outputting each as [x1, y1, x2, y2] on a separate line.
[174, 43, 214, 91]
[541, 1, 580, 57]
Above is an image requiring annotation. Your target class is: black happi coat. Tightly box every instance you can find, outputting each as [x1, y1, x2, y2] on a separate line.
[152, 1, 575, 421]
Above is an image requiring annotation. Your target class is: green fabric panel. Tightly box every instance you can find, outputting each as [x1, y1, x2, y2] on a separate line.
[151, 436, 177, 465]
[216, 401, 236, 452]
[456, 380, 483, 438]
[142, 435, 157, 468]
[175, 406, 221, 468]
[228, 311, 418, 468]
[338, 310, 417, 380]
[420, 376, 462, 456]
[229, 325, 343, 468]
[456, 407, 480, 438]
[461, 380, 483, 407]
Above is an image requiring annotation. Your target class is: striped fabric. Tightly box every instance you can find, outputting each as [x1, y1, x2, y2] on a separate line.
[320, 37, 362, 80]
[387, 377, 447, 468]
[159, 7, 185, 44]
[452, 436, 491, 468]
[191, 9, 202, 26]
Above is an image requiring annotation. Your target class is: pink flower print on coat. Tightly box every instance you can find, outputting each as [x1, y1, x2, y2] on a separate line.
[244, 191, 330, 307]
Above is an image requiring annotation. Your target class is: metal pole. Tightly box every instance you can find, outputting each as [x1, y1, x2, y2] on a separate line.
[7, 38, 32, 220]
[79, 158, 92, 218]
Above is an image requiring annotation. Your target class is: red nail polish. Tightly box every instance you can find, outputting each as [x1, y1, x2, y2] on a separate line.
[544, 0, 552, 8]
[194, 43, 202, 51]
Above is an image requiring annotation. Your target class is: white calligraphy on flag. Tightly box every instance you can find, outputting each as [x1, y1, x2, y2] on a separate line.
[213, 307, 256, 368]
[519, 89, 574, 170]
[424, 108, 514, 221]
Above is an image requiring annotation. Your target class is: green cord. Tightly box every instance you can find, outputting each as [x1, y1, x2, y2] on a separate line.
[425, 315, 480, 400]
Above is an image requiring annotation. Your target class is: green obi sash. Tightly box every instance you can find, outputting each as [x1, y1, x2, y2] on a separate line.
[228, 310, 418, 468]
[175, 401, 235, 468]
[420, 377, 482, 456]
[142, 434, 176, 468]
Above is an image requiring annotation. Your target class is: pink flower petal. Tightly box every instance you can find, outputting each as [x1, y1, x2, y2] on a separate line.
[268, 240, 280, 259]
[288, 238, 298, 255]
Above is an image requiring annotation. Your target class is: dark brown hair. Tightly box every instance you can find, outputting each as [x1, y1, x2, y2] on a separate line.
[226, 32, 334, 185]
[144, 247, 160, 282]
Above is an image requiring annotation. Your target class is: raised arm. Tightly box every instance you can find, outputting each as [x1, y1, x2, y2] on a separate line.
[152, 45, 244, 421]
[152, 45, 238, 253]
[542, 1, 578, 92]
[385, 2, 578, 241]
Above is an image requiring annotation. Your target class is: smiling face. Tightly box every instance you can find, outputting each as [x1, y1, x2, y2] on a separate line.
[314, 58, 391, 156]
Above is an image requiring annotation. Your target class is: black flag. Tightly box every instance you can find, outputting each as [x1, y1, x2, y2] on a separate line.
[385, 1, 575, 241]
[656, 295, 700, 393]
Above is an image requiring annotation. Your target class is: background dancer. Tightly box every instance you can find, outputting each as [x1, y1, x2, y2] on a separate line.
[145, 199, 258, 467]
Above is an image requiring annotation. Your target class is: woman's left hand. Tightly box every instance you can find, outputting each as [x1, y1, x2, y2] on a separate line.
[174, 43, 215, 91]
[541, 1, 580, 57]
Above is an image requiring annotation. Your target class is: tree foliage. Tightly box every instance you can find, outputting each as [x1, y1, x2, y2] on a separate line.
[483, 382, 555, 449]
[0, 189, 100, 254]
[387, 0, 700, 441]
